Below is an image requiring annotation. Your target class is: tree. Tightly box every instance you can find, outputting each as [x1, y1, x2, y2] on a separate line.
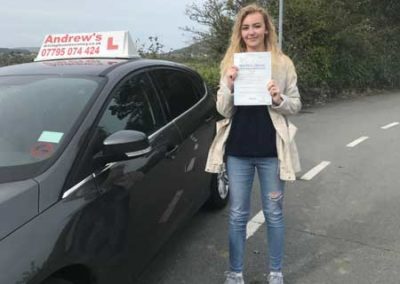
[183, 0, 271, 59]
[135, 36, 168, 59]
[0, 53, 35, 67]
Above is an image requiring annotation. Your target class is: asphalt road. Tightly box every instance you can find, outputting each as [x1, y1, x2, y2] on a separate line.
[136, 91, 400, 284]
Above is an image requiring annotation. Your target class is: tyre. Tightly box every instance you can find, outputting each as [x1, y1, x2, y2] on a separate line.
[205, 168, 229, 209]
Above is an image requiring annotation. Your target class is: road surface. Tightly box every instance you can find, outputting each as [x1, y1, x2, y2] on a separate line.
[137, 91, 400, 284]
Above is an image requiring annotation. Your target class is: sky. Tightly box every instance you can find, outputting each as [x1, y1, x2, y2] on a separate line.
[0, 0, 204, 51]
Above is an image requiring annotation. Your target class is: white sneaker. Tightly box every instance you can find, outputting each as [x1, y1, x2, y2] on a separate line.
[268, 271, 283, 284]
[224, 271, 245, 284]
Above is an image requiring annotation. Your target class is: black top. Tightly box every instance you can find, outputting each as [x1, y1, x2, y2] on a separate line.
[225, 106, 277, 157]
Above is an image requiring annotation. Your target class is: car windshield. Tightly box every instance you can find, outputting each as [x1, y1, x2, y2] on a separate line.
[0, 75, 102, 170]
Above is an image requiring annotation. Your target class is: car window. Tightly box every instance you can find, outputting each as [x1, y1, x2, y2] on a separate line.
[151, 69, 201, 120]
[0, 75, 101, 168]
[98, 72, 164, 137]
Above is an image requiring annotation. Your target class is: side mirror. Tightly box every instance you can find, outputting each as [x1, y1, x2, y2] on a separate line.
[100, 130, 151, 163]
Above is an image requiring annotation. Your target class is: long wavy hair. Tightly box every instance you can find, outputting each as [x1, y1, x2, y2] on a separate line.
[220, 4, 281, 76]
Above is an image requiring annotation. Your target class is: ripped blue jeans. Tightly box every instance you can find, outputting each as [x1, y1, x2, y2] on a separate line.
[226, 156, 285, 273]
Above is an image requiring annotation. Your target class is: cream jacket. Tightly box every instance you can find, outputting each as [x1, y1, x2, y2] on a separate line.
[205, 53, 301, 181]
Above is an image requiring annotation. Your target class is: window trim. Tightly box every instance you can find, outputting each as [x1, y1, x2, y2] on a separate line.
[148, 82, 209, 140]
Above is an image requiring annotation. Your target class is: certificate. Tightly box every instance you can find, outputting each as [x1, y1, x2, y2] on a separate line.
[233, 52, 271, 105]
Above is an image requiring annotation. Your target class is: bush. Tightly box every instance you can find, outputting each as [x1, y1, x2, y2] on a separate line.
[187, 60, 220, 94]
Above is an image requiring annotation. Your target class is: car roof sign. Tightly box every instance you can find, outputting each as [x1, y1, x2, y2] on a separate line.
[35, 31, 140, 61]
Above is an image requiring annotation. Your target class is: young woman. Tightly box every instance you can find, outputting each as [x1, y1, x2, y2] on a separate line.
[205, 4, 301, 284]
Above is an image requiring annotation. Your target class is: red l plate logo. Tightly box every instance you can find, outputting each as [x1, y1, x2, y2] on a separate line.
[107, 37, 119, 50]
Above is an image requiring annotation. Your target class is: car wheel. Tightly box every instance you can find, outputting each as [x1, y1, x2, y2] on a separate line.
[42, 278, 74, 284]
[205, 169, 229, 209]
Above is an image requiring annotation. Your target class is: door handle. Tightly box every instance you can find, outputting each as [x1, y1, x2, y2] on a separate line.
[165, 145, 179, 159]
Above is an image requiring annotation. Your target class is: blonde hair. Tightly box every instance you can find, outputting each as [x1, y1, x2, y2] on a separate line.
[220, 4, 281, 76]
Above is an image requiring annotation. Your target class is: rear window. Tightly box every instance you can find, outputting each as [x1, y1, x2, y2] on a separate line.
[151, 69, 203, 119]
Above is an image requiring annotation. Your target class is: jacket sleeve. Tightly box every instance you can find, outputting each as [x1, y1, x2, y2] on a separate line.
[216, 78, 235, 118]
[271, 57, 302, 116]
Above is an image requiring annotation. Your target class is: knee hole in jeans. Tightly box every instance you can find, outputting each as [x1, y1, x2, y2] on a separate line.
[265, 192, 284, 223]
[268, 191, 283, 201]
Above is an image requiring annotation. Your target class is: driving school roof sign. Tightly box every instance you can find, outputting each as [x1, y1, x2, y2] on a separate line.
[35, 31, 139, 61]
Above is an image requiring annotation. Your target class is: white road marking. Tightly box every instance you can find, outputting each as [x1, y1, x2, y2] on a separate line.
[300, 161, 331, 181]
[346, 136, 369, 147]
[381, 122, 399, 130]
[246, 211, 265, 239]
[194, 143, 199, 150]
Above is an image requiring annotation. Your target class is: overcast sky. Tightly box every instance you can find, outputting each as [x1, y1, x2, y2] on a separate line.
[0, 0, 204, 50]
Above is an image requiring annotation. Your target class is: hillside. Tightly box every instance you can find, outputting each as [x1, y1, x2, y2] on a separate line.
[0, 48, 34, 54]
[167, 41, 210, 58]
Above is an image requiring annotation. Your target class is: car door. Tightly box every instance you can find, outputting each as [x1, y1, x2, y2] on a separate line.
[77, 70, 194, 279]
[149, 68, 216, 210]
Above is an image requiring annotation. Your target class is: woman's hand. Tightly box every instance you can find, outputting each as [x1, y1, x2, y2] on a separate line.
[224, 66, 239, 92]
[267, 80, 283, 106]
